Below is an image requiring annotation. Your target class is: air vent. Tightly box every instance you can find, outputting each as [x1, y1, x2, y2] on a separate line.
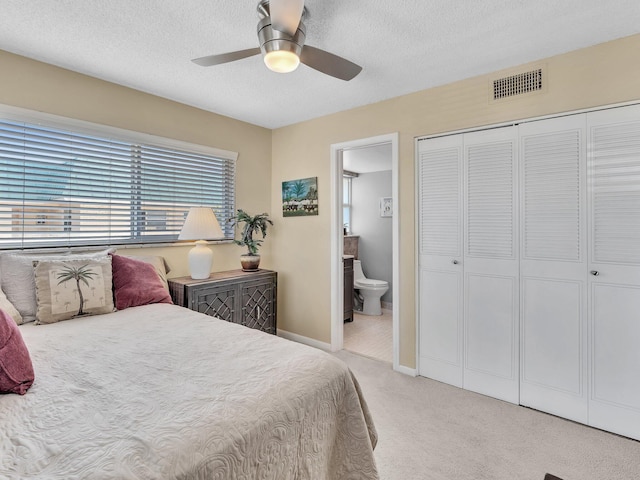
[493, 68, 543, 100]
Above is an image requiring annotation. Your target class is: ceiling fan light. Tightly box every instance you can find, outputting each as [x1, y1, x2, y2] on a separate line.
[264, 50, 300, 73]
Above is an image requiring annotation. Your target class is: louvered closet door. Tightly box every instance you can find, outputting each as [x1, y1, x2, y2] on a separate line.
[417, 135, 464, 387]
[587, 105, 640, 441]
[462, 127, 519, 404]
[519, 115, 588, 423]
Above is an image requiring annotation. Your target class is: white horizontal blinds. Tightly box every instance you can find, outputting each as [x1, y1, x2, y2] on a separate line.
[591, 120, 640, 264]
[137, 145, 235, 240]
[523, 130, 581, 261]
[419, 147, 460, 256]
[0, 118, 235, 249]
[466, 141, 514, 257]
[0, 120, 131, 248]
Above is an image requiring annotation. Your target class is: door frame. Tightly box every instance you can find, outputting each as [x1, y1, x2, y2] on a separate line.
[330, 133, 400, 371]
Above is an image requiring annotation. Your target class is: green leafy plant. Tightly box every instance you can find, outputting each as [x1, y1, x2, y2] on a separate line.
[228, 209, 273, 255]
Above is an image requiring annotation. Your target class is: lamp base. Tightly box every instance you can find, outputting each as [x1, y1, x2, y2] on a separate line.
[189, 240, 213, 279]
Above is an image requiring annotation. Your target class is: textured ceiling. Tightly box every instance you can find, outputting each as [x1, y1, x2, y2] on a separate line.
[344, 144, 392, 174]
[1, 1, 639, 129]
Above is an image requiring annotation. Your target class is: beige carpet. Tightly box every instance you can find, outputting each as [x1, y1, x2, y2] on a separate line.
[344, 309, 393, 363]
[335, 350, 640, 480]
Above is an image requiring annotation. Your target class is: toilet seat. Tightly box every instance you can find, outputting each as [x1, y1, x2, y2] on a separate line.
[355, 279, 388, 289]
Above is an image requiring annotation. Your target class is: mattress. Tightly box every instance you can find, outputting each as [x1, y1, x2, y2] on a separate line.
[0, 304, 378, 479]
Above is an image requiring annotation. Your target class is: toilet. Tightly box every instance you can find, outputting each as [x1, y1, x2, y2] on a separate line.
[353, 259, 389, 316]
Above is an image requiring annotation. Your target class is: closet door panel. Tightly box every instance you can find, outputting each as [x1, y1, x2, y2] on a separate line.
[521, 278, 585, 421]
[419, 269, 463, 385]
[587, 105, 640, 441]
[464, 273, 518, 403]
[590, 283, 640, 440]
[519, 115, 588, 423]
[417, 135, 464, 387]
[462, 127, 519, 403]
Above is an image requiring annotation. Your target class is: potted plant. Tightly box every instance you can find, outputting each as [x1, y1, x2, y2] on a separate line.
[228, 209, 273, 271]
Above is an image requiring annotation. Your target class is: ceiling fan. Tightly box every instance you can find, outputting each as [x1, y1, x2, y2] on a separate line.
[192, 0, 362, 81]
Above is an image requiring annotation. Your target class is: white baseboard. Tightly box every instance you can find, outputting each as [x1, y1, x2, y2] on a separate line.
[394, 364, 417, 377]
[277, 329, 332, 351]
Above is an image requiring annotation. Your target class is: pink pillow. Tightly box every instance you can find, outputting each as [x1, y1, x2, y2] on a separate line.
[0, 308, 35, 395]
[111, 254, 173, 310]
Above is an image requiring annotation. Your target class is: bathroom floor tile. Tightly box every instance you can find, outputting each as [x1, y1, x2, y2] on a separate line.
[344, 309, 393, 363]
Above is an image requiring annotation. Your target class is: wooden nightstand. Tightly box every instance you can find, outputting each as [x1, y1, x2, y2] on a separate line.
[168, 269, 277, 334]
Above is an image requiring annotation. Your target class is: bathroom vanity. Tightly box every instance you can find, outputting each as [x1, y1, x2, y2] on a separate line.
[343, 255, 354, 322]
[344, 235, 359, 259]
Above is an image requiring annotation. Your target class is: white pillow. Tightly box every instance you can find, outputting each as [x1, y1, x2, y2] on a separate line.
[0, 249, 113, 323]
[0, 287, 23, 325]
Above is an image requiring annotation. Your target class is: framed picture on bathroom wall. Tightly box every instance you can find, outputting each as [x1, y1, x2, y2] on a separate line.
[282, 176, 319, 217]
[380, 197, 392, 217]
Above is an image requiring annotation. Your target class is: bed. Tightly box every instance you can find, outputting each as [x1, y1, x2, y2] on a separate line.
[0, 303, 379, 479]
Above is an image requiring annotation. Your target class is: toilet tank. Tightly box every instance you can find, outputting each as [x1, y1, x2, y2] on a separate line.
[353, 259, 366, 280]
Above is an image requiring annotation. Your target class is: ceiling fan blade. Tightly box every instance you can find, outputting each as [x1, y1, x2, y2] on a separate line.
[300, 45, 362, 81]
[270, 0, 304, 35]
[192, 48, 261, 67]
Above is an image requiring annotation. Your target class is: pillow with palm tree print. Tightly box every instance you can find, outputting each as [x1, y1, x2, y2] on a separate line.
[33, 256, 115, 324]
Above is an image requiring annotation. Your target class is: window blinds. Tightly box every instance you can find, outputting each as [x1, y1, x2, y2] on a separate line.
[0, 117, 236, 249]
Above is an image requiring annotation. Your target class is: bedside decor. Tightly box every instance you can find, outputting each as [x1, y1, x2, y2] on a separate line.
[178, 207, 225, 280]
[282, 177, 318, 217]
[228, 209, 273, 271]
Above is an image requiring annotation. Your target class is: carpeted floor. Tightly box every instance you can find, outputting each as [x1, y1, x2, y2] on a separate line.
[344, 309, 393, 363]
[335, 350, 640, 480]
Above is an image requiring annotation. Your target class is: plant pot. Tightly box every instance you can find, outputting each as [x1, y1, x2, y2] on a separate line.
[240, 254, 261, 271]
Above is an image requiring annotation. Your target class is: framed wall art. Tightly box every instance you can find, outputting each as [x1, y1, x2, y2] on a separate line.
[380, 197, 392, 217]
[282, 177, 318, 217]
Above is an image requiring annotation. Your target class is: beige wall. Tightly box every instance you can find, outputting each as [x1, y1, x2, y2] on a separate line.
[271, 34, 640, 368]
[0, 50, 273, 277]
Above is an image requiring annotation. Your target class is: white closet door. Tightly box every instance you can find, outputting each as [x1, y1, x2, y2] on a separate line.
[417, 135, 464, 387]
[519, 115, 588, 423]
[462, 127, 519, 404]
[587, 105, 640, 441]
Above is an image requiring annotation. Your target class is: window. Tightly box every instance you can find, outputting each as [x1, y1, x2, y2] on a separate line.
[343, 176, 352, 233]
[0, 107, 237, 250]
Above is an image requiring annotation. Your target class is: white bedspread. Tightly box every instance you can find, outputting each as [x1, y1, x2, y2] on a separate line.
[0, 304, 378, 479]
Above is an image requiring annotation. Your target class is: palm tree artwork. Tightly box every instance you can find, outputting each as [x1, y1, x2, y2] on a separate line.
[290, 180, 307, 200]
[56, 263, 98, 316]
[281, 177, 319, 217]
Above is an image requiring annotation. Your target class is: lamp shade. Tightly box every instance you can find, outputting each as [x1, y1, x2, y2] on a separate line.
[178, 207, 224, 280]
[178, 207, 224, 241]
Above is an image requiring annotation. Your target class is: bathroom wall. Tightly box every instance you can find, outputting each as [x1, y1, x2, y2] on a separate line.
[351, 170, 393, 303]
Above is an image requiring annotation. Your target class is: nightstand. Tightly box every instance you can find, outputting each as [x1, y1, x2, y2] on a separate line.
[168, 269, 277, 334]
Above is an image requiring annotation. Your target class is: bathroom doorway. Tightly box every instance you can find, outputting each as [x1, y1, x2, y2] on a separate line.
[330, 133, 399, 369]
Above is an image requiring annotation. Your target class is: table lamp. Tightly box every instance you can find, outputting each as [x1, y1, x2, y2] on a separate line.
[178, 207, 224, 279]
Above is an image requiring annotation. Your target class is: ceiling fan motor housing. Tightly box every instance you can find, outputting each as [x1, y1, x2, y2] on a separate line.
[190, 0, 361, 81]
[257, 15, 306, 58]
